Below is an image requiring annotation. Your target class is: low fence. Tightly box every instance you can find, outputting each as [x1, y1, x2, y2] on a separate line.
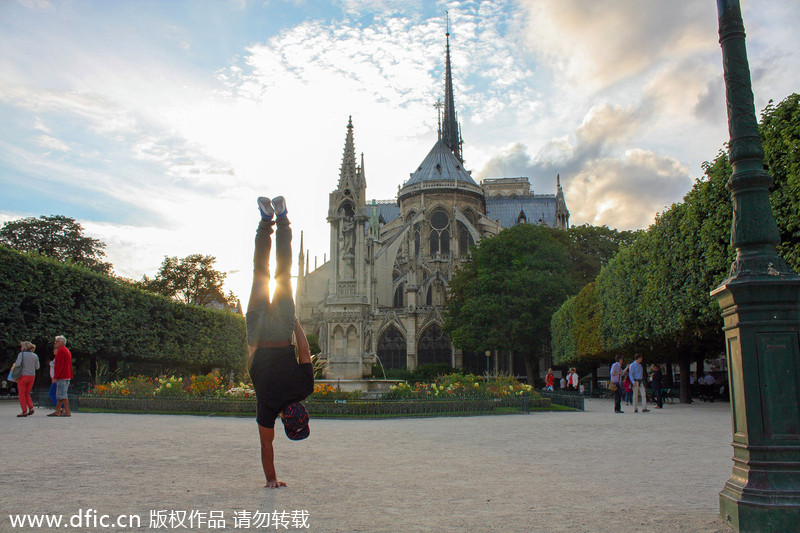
[538, 390, 585, 411]
[42, 394, 554, 418]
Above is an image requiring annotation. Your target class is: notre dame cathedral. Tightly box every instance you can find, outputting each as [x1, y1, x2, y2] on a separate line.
[295, 30, 569, 379]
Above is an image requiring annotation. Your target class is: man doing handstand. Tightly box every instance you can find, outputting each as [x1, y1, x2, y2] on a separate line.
[247, 196, 314, 488]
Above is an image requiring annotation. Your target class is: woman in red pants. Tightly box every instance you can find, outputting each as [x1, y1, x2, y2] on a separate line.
[14, 341, 40, 417]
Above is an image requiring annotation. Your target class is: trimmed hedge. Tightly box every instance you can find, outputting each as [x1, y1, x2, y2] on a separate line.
[0, 245, 247, 373]
[73, 395, 551, 417]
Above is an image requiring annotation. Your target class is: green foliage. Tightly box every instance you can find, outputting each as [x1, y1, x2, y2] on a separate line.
[567, 224, 639, 285]
[445, 223, 632, 373]
[550, 295, 576, 366]
[0, 215, 112, 274]
[762, 94, 800, 271]
[141, 253, 237, 307]
[445, 224, 576, 357]
[305, 332, 321, 355]
[0, 245, 247, 373]
[410, 363, 455, 382]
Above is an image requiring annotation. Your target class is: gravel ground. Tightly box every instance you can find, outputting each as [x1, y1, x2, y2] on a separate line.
[1, 398, 733, 533]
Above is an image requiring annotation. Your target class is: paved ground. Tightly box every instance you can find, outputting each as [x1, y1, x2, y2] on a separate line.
[2, 397, 733, 533]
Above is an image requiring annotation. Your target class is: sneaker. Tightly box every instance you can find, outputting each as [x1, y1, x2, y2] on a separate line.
[257, 197, 274, 221]
[615, 410, 624, 414]
[642, 409, 650, 412]
[271, 196, 287, 218]
[634, 409, 638, 413]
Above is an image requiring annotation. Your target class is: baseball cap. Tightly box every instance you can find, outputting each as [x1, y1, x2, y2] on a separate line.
[281, 402, 310, 441]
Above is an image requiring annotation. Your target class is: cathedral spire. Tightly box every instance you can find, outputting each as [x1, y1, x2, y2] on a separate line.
[338, 116, 359, 190]
[442, 13, 463, 164]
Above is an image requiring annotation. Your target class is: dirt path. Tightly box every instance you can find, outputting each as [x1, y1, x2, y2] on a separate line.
[2, 398, 733, 532]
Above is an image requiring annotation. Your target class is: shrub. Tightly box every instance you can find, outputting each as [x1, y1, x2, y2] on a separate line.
[410, 363, 455, 382]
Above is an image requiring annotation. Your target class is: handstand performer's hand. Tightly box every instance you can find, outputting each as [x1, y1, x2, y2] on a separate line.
[265, 479, 287, 489]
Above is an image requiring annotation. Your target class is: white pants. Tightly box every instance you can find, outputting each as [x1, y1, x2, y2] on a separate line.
[632, 380, 647, 411]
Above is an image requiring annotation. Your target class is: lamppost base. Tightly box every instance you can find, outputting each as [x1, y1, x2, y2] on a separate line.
[713, 276, 800, 533]
[720, 489, 800, 533]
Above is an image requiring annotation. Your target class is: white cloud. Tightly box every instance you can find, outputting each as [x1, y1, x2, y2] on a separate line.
[35, 134, 69, 152]
[16, 0, 53, 12]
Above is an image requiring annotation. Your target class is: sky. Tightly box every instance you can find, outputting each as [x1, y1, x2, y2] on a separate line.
[1, 0, 798, 302]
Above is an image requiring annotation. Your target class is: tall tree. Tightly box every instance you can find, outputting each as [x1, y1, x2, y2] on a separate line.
[142, 254, 237, 307]
[0, 215, 112, 274]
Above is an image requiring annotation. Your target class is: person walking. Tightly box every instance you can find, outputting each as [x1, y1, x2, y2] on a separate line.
[623, 375, 633, 405]
[702, 372, 716, 402]
[14, 341, 40, 417]
[49, 335, 73, 417]
[629, 354, 649, 413]
[48, 349, 58, 407]
[247, 196, 314, 489]
[545, 368, 554, 391]
[650, 364, 663, 409]
[610, 355, 624, 413]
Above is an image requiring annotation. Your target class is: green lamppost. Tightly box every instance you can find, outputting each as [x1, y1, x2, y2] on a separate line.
[711, 1, 800, 531]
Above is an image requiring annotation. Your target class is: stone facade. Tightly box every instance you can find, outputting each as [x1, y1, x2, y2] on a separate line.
[295, 33, 570, 380]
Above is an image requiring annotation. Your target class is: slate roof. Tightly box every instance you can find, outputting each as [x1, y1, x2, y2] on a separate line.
[404, 139, 478, 187]
[486, 195, 558, 228]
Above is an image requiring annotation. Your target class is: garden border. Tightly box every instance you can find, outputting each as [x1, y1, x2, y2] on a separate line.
[53, 394, 565, 418]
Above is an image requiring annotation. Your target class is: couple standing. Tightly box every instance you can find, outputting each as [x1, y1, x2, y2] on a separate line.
[13, 335, 72, 417]
[610, 354, 650, 414]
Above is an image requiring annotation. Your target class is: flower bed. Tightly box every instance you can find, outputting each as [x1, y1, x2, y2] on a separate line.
[78, 372, 554, 416]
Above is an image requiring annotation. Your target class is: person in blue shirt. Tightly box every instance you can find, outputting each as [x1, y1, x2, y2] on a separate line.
[628, 354, 649, 413]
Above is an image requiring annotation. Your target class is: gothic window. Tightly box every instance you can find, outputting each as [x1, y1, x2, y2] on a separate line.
[413, 222, 421, 257]
[426, 285, 433, 306]
[393, 283, 405, 307]
[377, 325, 407, 370]
[463, 209, 477, 226]
[517, 210, 527, 225]
[458, 221, 474, 257]
[417, 323, 451, 367]
[428, 210, 450, 256]
[431, 210, 448, 230]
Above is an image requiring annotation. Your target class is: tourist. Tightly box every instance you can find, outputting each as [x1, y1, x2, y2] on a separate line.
[14, 341, 39, 417]
[48, 349, 57, 407]
[689, 372, 696, 403]
[49, 335, 73, 417]
[628, 354, 649, 413]
[610, 355, 624, 413]
[247, 196, 314, 489]
[545, 368, 554, 391]
[623, 375, 633, 405]
[702, 372, 716, 402]
[650, 364, 663, 409]
[559, 376, 567, 391]
[568, 368, 579, 391]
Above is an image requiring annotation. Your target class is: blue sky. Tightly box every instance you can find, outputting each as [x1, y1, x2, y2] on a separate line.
[1, 0, 798, 301]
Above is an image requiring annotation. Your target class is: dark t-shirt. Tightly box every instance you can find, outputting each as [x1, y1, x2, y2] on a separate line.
[248, 345, 314, 428]
[652, 370, 663, 389]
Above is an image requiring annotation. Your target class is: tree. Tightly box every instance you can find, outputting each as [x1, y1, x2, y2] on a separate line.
[567, 224, 639, 285]
[0, 215, 112, 274]
[445, 222, 634, 381]
[142, 254, 237, 307]
[0, 245, 247, 377]
[444, 224, 577, 382]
